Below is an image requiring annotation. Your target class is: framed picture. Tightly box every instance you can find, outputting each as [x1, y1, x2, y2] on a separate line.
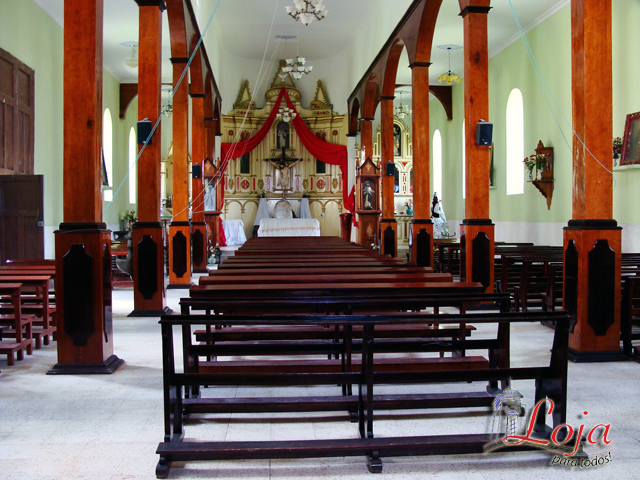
[621, 111, 640, 165]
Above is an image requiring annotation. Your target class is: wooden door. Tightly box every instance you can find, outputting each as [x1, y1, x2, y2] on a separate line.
[0, 175, 44, 262]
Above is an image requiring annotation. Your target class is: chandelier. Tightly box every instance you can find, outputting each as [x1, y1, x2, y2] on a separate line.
[394, 91, 411, 119]
[286, 0, 328, 26]
[120, 41, 139, 69]
[279, 56, 313, 80]
[437, 44, 462, 85]
[276, 107, 297, 123]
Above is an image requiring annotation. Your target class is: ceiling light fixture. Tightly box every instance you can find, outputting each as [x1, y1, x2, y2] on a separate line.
[124, 44, 138, 69]
[285, 0, 328, 26]
[437, 44, 462, 85]
[281, 56, 312, 80]
[394, 90, 411, 119]
[276, 107, 297, 123]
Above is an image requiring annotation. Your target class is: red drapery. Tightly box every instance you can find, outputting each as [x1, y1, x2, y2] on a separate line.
[217, 87, 355, 244]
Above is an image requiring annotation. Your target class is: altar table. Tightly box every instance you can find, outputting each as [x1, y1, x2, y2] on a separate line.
[257, 218, 320, 237]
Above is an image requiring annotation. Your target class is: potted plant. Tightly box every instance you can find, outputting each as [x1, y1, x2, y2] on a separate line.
[208, 244, 222, 265]
[404, 199, 413, 216]
[523, 154, 547, 180]
[119, 209, 138, 231]
[613, 137, 623, 164]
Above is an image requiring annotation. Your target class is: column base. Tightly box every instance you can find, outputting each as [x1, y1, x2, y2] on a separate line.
[47, 354, 124, 375]
[410, 219, 433, 268]
[568, 349, 629, 363]
[167, 284, 193, 290]
[459, 220, 494, 291]
[379, 219, 397, 258]
[128, 306, 173, 317]
[168, 222, 192, 287]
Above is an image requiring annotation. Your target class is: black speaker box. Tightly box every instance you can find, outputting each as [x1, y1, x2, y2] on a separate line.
[476, 121, 493, 146]
[137, 120, 153, 145]
[385, 161, 395, 176]
[192, 163, 202, 179]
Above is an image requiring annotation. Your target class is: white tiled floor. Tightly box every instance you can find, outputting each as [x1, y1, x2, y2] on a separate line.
[0, 285, 639, 479]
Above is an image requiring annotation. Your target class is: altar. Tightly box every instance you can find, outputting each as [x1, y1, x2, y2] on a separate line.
[254, 197, 320, 236]
[257, 218, 320, 237]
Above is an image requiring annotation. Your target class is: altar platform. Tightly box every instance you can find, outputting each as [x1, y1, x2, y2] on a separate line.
[257, 218, 321, 237]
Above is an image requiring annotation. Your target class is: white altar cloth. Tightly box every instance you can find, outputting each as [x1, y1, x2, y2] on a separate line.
[222, 219, 247, 246]
[257, 218, 320, 237]
[253, 198, 312, 225]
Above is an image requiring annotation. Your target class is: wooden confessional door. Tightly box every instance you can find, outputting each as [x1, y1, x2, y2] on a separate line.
[0, 174, 44, 262]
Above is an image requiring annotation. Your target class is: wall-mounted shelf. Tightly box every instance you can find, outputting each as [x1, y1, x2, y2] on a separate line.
[530, 140, 554, 210]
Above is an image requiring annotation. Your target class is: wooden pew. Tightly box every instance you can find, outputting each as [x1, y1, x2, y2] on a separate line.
[155, 309, 571, 477]
[0, 283, 34, 366]
[199, 272, 452, 286]
[621, 276, 640, 359]
[0, 275, 55, 348]
[208, 266, 434, 276]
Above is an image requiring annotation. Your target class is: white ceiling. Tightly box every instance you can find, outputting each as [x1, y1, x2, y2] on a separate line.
[34, 0, 569, 106]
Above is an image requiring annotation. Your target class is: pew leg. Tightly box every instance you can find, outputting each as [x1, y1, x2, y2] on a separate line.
[367, 451, 383, 473]
[156, 455, 171, 479]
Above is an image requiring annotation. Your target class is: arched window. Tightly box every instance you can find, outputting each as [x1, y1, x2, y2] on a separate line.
[432, 130, 442, 200]
[461, 124, 466, 200]
[506, 88, 524, 195]
[128, 127, 137, 204]
[102, 108, 113, 202]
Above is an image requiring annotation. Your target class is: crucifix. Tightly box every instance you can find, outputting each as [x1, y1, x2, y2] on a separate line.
[264, 146, 302, 198]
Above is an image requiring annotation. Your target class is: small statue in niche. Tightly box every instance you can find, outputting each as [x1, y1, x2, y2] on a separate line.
[394, 124, 402, 157]
[363, 181, 374, 210]
[277, 121, 290, 150]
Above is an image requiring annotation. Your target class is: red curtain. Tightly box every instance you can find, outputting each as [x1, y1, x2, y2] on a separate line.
[217, 86, 356, 243]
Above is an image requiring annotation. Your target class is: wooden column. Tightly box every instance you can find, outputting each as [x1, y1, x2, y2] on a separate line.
[458, 0, 494, 292]
[50, 0, 123, 374]
[564, 0, 623, 361]
[410, 63, 434, 268]
[360, 118, 374, 163]
[379, 97, 397, 257]
[168, 59, 191, 288]
[191, 94, 207, 273]
[131, 0, 168, 316]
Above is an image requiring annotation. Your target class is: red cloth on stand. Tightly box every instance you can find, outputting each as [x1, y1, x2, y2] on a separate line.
[218, 215, 226, 247]
[219, 87, 355, 218]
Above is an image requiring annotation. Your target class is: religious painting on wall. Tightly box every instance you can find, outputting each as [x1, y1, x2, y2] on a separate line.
[394, 124, 402, 157]
[277, 121, 290, 150]
[239, 153, 250, 174]
[621, 111, 640, 165]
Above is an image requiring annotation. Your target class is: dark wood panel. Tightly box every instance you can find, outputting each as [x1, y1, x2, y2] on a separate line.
[471, 232, 491, 290]
[416, 229, 431, 268]
[138, 235, 159, 300]
[172, 230, 188, 278]
[588, 239, 615, 336]
[383, 226, 395, 257]
[63, 244, 94, 347]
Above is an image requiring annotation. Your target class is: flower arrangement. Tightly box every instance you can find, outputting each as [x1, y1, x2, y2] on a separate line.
[208, 244, 221, 256]
[118, 209, 138, 230]
[404, 199, 413, 209]
[613, 137, 623, 160]
[208, 243, 222, 265]
[523, 154, 547, 179]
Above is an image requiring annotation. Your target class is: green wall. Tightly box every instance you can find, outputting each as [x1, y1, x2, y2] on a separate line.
[431, 1, 640, 247]
[0, 0, 138, 256]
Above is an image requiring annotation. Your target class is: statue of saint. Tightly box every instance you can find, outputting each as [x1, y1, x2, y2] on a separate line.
[363, 181, 374, 210]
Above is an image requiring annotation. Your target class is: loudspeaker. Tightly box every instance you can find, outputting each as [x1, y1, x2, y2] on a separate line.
[192, 163, 202, 179]
[476, 120, 493, 146]
[137, 120, 153, 145]
[385, 161, 395, 176]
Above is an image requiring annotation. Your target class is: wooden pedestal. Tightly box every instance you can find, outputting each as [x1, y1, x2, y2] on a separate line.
[379, 219, 397, 258]
[168, 222, 191, 289]
[357, 211, 380, 248]
[191, 222, 208, 273]
[410, 220, 434, 268]
[49, 223, 123, 374]
[459, 220, 495, 292]
[131, 222, 169, 316]
[563, 221, 625, 362]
